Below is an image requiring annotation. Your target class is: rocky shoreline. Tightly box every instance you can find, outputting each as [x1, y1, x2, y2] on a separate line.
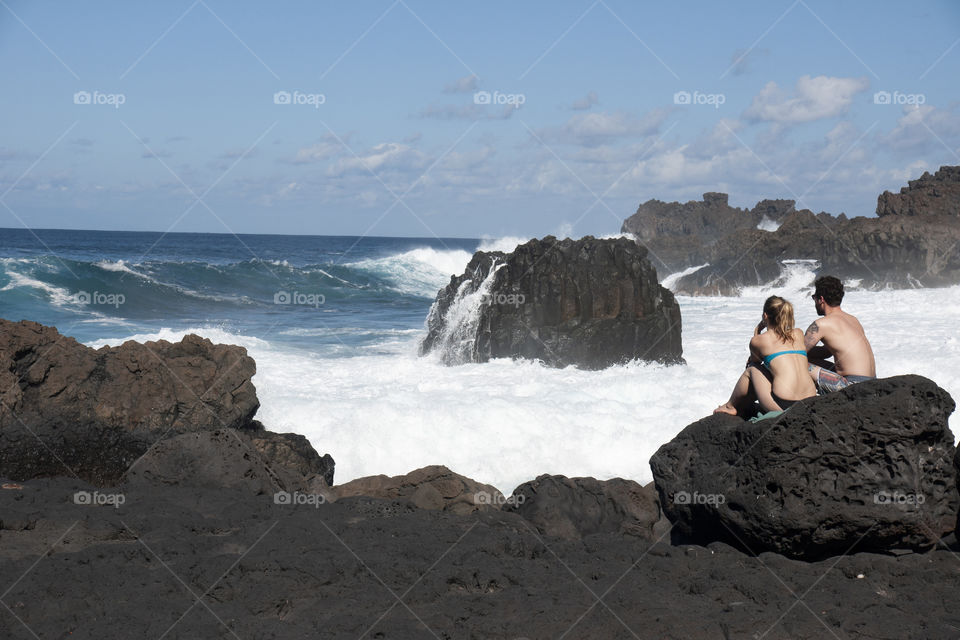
[3, 321, 960, 638]
[621, 165, 960, 295]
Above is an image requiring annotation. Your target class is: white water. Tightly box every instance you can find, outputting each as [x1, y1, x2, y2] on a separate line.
[347, 247, 474, 298]
[87, 258, 960, 496]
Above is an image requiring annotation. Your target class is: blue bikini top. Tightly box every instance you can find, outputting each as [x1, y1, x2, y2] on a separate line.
[762, 350, 807, 368]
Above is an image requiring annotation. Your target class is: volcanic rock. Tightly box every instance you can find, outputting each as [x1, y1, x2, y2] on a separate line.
[248, 428, 335, 487]
[420, 235, 683, 369]
[650, 375, 958, 560]
[1, 319, 254, 485]
[329, 465, 503, 514]
[877, 166, 960, 217]
[122, 429, 292, 494]
[506, 474, 665, 541]
[5, 476, 960, 638]
[622, 165, 960, 293]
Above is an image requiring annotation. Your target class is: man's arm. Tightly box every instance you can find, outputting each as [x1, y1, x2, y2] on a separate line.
[804, 320, 833, 363]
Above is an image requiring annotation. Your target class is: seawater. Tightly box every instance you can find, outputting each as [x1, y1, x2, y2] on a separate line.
[2, 228, 957, 494]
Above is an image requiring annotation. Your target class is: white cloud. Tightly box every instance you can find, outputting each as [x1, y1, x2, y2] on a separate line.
[537, 108, 673, 147]
[879, 104, 960, 153]
[728, 47, 769, 77]
[292, 141, 342, 164]
[443, 75, 478, 94]
[328, 142, 428, 176]
[571, 91, 598, 111]
[744, 75, 870, 124]
[419, 103, 518, 120]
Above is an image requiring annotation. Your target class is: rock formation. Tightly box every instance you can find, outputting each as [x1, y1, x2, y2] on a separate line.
[650, 375, 957, 560]
[622, 166, 960, 294]
[420, 236, 683, 369]
[505, 475, 666, 541]
[0, 319, 333, 489]
[621, 193, 796, 272]
[877, 166, 960, 217]
[328, 465, 504, 514]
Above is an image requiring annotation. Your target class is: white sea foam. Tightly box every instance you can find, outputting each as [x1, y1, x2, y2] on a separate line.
[757, 216, 782, 232]
[477, 236, 528, 253]
[84, 283, 960, 496]
[424, 261, 504, 364]
[347, 246, 474, 297]
[661, 264, 709, 291]
[1, 270, 79, 307]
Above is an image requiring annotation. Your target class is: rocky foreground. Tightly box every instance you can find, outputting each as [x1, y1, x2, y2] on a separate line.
[4, 477, 960, 639]
[3, 322, 960, 638]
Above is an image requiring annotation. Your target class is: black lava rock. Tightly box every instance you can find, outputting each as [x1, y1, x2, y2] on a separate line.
[420, 235, 683, 369]
[650, 375, 958, 560]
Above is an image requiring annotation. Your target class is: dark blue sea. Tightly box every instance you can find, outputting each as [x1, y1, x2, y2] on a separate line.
[0, 228, 479, 353]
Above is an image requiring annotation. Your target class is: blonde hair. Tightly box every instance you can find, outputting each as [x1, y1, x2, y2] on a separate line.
[763, 295, 795, 342]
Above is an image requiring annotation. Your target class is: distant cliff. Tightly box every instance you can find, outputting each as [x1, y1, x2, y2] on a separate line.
[621, 166, 960, 294]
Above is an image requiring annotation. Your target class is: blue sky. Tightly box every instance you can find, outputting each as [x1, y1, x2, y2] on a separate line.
[1, 0, 959, 238]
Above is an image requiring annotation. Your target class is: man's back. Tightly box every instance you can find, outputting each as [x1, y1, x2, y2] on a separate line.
[815, 310, 876, 377]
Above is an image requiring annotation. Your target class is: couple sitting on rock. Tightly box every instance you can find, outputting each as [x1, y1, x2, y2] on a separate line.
[715, 276, 877, 416]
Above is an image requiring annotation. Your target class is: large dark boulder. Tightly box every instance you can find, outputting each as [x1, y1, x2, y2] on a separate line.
[650, 375, 957, 560]
[623, 165, 960, 293]
[0, 319, 259, 485]
[420, 236, 683, 369]
[506, 474, 666, 541]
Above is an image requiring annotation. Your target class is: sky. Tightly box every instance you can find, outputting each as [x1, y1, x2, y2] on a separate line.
[1, 0, 959, 239]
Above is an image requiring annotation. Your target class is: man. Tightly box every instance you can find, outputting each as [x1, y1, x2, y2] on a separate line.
[805, 276, 877, 392]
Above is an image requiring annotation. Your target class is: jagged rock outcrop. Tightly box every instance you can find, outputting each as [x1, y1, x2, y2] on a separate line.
[623, 166, 960, 294]
[621, 193, 796, 272]
[248, 429, 335, 487]
[420, 236, 683, 369]
[0, 319, 334, 488]
[878, 166, 960, 217]
[329, 465, 502, 514]
[123, 429, 335, 495]
[505, 475, 666, 541]
[650, 375, 957, 560]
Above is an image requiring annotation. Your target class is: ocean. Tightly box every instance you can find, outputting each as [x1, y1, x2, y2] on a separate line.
[2, 228, 958, 494]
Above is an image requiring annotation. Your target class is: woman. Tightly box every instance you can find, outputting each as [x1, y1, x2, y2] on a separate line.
[715, 295, 817, 416]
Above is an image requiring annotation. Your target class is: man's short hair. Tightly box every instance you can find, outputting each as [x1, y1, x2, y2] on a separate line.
[814, 276, 844, 306]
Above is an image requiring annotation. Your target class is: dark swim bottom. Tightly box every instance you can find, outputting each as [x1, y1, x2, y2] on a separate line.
[771, 392, 801, 410]
[814, 367, 875, 393]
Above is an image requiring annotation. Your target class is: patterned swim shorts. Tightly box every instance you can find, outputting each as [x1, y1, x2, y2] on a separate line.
[813, 367, 875, 393]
